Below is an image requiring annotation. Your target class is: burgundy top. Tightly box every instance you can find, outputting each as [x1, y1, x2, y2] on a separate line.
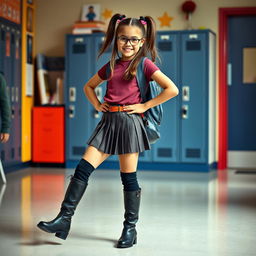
[97, 58, 159, 105]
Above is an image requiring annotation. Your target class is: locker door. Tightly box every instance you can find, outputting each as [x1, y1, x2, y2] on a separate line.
[91, 35, 109, 132]
[0, 23, 4, 73]
[0, 23, 4, 162]
[153, 32, 179, 162]
[180, 32, 207, 163]
[9, 27, 16, 163]
[1, 24, 13, 164]
[66, 35, 93, 161]
[12, 28, 21, 162]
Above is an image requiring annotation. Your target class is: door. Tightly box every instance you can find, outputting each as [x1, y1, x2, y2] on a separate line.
[228, 15, 256, 168]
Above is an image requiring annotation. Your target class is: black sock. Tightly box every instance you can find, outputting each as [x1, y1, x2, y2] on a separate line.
[74, 159, 95, 184]
[120, 172, 140, 191]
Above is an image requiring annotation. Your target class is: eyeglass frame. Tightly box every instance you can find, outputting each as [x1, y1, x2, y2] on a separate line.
[117, 36, 144, 46]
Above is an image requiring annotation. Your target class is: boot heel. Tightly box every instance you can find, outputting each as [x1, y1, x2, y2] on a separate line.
[133, 236, 137, 244]
[55, 231, 68, 240]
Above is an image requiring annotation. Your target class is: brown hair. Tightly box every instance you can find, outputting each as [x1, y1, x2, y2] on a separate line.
[98, 14, 159, 80]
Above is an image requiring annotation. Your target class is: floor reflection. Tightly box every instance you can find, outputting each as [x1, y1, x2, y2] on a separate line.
[0, 167, 255, 256]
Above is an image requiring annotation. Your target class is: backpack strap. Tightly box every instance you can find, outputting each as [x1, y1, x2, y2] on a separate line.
[136, 57, 148, 103]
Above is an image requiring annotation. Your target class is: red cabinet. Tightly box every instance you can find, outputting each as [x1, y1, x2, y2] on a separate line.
[32, 106, 65, 163]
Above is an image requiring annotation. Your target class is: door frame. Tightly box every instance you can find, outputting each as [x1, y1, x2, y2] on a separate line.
[218, 7, 256, 169]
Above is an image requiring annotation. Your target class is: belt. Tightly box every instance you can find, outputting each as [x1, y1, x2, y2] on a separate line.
[108, 105, 145, 118]
[108, 105, 127, 112]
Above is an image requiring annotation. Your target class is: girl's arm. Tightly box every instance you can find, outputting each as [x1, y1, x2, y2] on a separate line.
[144, 70, 179, 111]
[124, 70, 179, 113]
[83, 73, 109, 112]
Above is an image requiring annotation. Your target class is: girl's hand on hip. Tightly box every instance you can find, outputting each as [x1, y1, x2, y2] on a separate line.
[96, 102, 110, 112]
[0, 133, 10, 143]
[123, 104, 147, 114]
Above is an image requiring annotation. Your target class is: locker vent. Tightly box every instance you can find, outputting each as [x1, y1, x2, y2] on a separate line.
[186, 41, 201, 51]
[139, 152, 145, 157]
[158, 41, 172, 51]
[73, 44, 86, 54]
[186, 148, 201, 158]
[158, 148, 172, 157]
[72, 146, 85, 155]
[1, 150, 5, 161]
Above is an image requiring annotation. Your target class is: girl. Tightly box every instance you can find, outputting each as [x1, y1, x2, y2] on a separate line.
[37, 13, 179, 248]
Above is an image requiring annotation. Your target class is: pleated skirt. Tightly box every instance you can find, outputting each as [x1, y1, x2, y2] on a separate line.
[87, 112, 151, 155]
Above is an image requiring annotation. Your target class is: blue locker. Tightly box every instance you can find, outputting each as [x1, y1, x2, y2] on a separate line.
[0, 23, 4, 163]
[0, 24, 4, 73]
[65, 30, 216, 170]
[12, 29, 21, 162]
[1, 24, 13, 164]
[153, 31, 179, 162]
[65, 35, 93, 161]
[180, 31, 207, 163]
[0, 21, 21, 166]
[91, 35, 108, 132]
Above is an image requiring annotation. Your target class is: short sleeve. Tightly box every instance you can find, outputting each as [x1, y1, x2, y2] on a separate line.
[143, 58, 160, 83]
[97, 62, 109, 80]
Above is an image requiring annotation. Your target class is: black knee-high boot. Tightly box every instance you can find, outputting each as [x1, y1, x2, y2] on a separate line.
[37, 177, 87, 240]
[117, 189, 141, 248]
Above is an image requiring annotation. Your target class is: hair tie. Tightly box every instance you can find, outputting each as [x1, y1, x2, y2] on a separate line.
[117, 15, 126, 23]
[139, 16, 147, 25]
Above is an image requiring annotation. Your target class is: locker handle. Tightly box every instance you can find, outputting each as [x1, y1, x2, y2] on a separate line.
[69, 105, 75, 118]
[182, 105, 189, 119]
[227, 63, 232, 86]
[94, 110, 100, 118]
[11, 107, 15, 119]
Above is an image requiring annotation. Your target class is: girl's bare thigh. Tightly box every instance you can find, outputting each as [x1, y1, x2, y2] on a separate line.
[118, 152, 139, 173]
[82, 146, 110, 168]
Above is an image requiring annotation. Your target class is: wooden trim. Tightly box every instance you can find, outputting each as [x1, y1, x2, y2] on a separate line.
[218, 7, 256, 169]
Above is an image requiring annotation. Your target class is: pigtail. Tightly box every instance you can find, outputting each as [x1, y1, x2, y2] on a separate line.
[144, 16, 158, 62]
[98, 13, 122, 58]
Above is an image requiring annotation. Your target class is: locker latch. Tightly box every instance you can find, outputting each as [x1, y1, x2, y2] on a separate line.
[182, 105, 189, 119]
[69, 87, 76, 102]
[182, 86, 190, 101]
[69, 105, 75, 118]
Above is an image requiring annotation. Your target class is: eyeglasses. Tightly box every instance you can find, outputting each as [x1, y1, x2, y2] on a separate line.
[117, 36, 143, 46]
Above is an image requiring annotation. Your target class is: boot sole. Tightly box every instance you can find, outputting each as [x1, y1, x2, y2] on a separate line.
[117, 237, 137, 248]
[37, 223, 68, 240]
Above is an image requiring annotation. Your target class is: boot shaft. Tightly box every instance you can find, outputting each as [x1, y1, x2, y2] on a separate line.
[123, 189, 141, 226]
[60, 177, 87, 217]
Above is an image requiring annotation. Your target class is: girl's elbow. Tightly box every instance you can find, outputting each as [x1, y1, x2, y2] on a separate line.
[168, 85, 179, 98]
[174, 87, 179, 96]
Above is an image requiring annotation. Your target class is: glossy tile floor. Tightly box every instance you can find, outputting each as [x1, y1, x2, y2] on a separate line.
[0, 167, 255, 256]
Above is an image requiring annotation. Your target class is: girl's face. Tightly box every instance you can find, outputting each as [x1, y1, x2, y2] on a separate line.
[117, 25, 145, 61]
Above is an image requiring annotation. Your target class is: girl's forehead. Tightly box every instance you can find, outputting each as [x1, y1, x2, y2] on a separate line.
[117, 25, 143, 36]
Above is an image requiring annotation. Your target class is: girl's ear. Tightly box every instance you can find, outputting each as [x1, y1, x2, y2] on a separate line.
[140, 38, 145, 47]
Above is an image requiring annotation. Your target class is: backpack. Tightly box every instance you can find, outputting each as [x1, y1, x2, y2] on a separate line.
[105, 57, 163, 144]
[136, 57, 163, 144]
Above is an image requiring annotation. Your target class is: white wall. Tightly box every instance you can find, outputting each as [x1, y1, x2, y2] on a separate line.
[35, 0, 256, 56]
